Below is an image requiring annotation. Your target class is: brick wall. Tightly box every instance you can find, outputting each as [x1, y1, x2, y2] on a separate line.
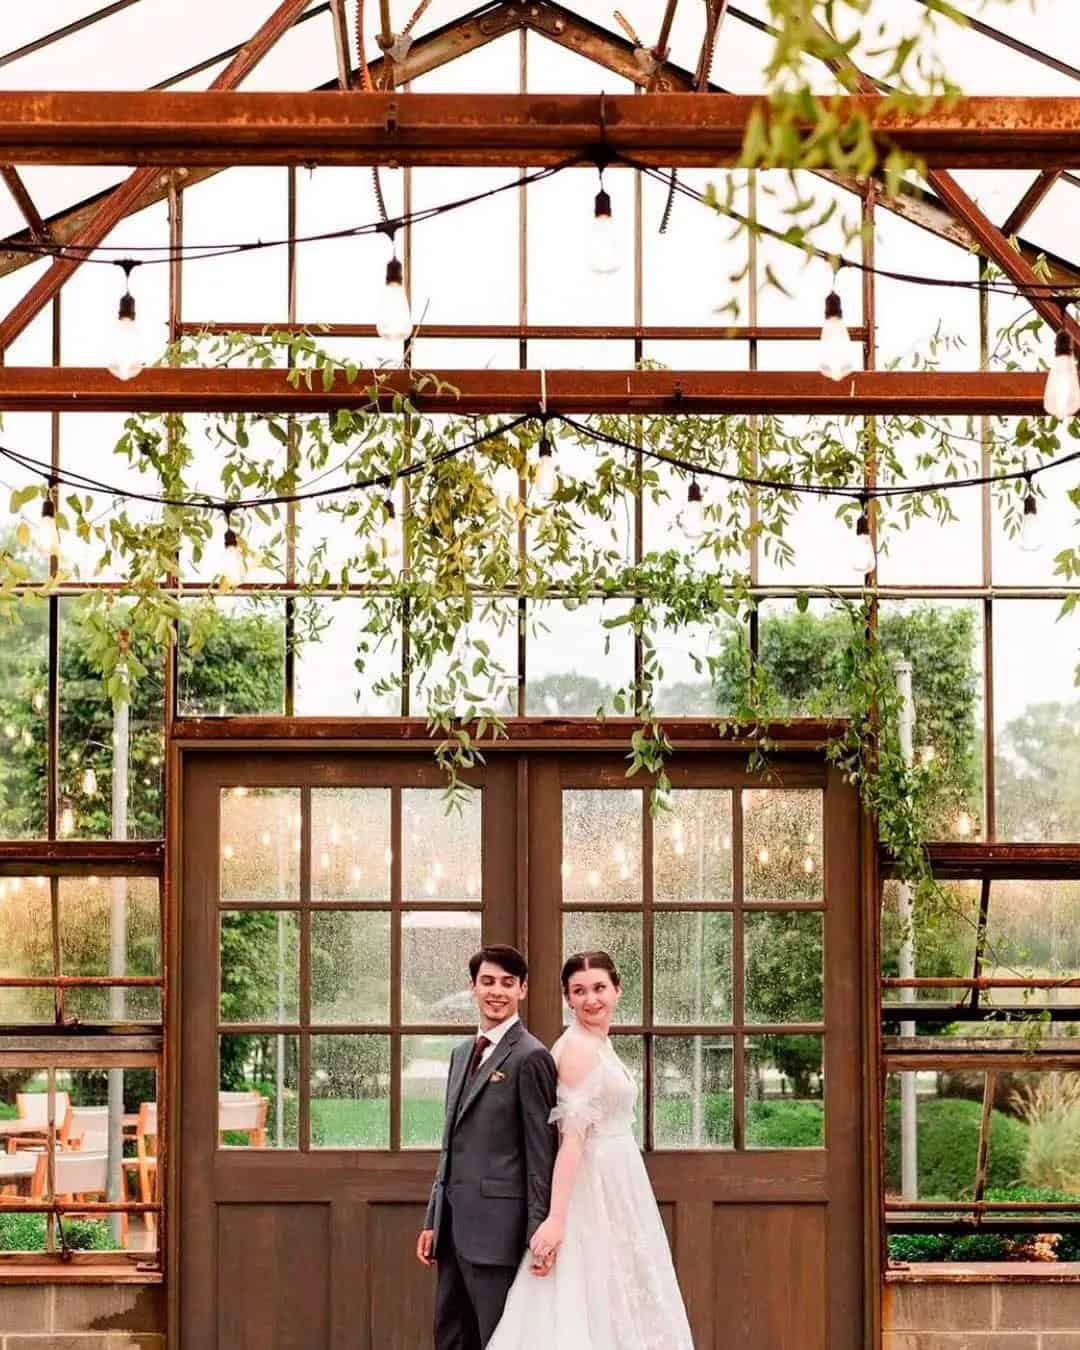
[0, 1283, 163, 1348]
[885, 1267, 1080, 1348]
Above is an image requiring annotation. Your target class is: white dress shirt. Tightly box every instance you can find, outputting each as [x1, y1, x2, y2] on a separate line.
[475, 1013, 519, 1067]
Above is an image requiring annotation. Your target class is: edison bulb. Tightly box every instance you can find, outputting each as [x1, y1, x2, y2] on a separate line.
[34, 501, 61, 558]
[376, 257, 412, 341]
[1019, 492, 1041, 553]
[817, 293, 855, 382]
[107, 292, 145, 382]
[588, 188, 619, 276]
[221, 529, 247, 587]
[1043, 336, 1080, 420]
[682, 482, 705, 540]
[535, 441, 557, 498]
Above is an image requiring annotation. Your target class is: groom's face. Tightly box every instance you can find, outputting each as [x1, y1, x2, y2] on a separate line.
[470, 961, 527, 1029]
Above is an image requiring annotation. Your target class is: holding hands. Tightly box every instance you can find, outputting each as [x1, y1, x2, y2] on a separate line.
[528, 1216, 563, 1277]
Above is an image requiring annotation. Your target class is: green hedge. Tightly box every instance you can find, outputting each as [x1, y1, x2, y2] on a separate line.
[888, 1185, 1080, 1264]
[0, 1213, 119, 1252]
[884, 1097, 1027, 1199]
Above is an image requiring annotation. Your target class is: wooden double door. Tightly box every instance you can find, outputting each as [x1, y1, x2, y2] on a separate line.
[177, 746, 875, 1348]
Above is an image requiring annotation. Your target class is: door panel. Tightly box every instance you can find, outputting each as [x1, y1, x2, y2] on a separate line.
[179, 748, 870, 1349]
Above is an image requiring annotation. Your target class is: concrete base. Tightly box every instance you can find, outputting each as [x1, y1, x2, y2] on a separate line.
[885, 1264, 1080, 1348]
[0, 1283, 164, 1348]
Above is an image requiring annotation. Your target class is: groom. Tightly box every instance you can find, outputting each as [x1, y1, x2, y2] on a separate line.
[417, 944, 558, 1349]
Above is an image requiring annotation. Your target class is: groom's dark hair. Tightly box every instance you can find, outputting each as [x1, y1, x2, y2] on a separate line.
[469, 944, 529, 983]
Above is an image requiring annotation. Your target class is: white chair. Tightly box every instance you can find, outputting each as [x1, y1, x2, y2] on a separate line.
[61, 1105, 109, 1152]
[218, 1092, 268, 1146]
[7, 1092, 71, 1153]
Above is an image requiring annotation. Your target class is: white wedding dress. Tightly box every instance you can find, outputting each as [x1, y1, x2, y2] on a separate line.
[488, 1020, 695, 1350]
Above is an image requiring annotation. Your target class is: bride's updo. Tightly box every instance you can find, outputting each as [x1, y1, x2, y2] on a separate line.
[561, 949, 621, 994]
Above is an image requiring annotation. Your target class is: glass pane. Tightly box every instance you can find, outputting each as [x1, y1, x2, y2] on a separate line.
[881, 879, 979, 1006]
[654, 912, 733, 1025]
[310, 1035, 390, 1149]
[0, 876, 52, 1021]
[746, 1037, 825, 1148]
[613, 1034, 644, 1148]
[311, 911, 391, 1024]
[562, 790, 642, 904]
[59, 599, 164, 840]
[654, 1035, 733, 1149]
[654, 790, 733, 903]
[219, 1035, 298, 1149]
[312, 788, 391, 902]
[219, 787, 300, 903]
[294, 599, 402, 717]
[562, 912, 642, 1025]
[403, 1034, 455, 1149]
[527, 600, 635, 714]
[983, 880, 1080, 1007]
[745, 912, 824, 1025]
[178, 597, 285, 716]
[403, 788, 482, 903]
[401, 911, 480, 1024]
[219, 911, 299, 1025]
[60, 876, 161, 1022]
[743, 790, 824, 903]
[0, 601, 47, 839]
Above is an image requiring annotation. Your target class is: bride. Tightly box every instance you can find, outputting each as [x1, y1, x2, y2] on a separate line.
[487, 950, 695, 1349]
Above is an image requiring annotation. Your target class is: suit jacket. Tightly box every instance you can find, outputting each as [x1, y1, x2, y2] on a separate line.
[425, 1020, 558, 1267]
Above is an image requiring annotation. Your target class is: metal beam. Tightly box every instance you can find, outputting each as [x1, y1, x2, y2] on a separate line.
[2, 92, 1079, 168]
[0, 366, 1049, 415]
[0, 165, 49, 239]
[1001, 168, 1061, 236]
[0, 0, 314, 355]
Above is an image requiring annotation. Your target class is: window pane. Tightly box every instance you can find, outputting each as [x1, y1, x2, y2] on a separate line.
[403, 788, 482, 903]
[219, 787, 300, 903]
[0, 876, 53, 1021]
[178, 597, 285, 716]
[743, 790, 824, 903]
[654, 912, 733, 1025]
[527, 600, 635, 715]
[219, 1035, 297, 1149]
[401, 911, 480, 1025]
[654, 1035, 733, 1149]
[746, 1036, 824, 1148]
[654, 789, 733, 903]
[403, 1034, 454, 1149]
[613, 1034, 644, 1148]
[294, 599, 402, 717]
[219, 911, 299, 1025]
[745, 912, 824, 1025]
[311, 911, 390, 1024]
[0, 601, 47, 840]
[312, 788, 391, 902]
[310, 1035, 390, 1149]
[60, 876, 161, 1022]
[881, 879, 979, 1005]
[983, 880, 1080, 1007]
[562, 912, 642, 1025]
[562, 789, 642, 905]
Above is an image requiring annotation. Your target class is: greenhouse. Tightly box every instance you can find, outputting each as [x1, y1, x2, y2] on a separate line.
[1, 1, 1080, 1346]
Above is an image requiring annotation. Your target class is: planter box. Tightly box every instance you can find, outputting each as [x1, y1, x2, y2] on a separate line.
[885, 1264, 1080, 1346]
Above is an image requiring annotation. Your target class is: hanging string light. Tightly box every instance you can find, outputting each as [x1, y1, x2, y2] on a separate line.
[681, 478, 705, 540]
[817, 286, 856, 382]
[587, 166, 619, 277]
[81, 767, 98, 797]
[535, 418, 557, 499]
[379, 496, 403, 563]
[1019, 476, 1041, 552]
[220, 512, 248, 587]
[34, 489, 62, 560]
[376, 229, 412, 343]
[107, 260, 145, 382]
[852, 497, 875, 575]
[1043, 326, 1080, 420]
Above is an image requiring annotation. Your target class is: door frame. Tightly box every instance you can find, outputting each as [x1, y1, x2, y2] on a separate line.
[166, 724, 882, 1349]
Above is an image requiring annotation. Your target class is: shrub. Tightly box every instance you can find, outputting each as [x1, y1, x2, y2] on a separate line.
[0, 1213, 119, 1251]
[884, 1097, 1027, 1199]
[887, 1233, 952, 1263]
[745, 1099, 824, 1148]
[1010, 1075, 1080, 1193]
[950, 1233, 1011, 1261]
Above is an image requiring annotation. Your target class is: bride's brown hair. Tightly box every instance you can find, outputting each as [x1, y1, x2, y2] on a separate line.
[561, 950, 621, 994]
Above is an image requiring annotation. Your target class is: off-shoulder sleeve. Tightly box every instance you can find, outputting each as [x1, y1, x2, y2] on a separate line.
[548, 1031, 603, 1141]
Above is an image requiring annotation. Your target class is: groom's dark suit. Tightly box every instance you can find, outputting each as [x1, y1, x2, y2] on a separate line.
[426, 1018, 558, 1349]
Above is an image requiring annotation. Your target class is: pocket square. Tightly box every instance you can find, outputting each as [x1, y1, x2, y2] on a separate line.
[489, 1070, 507, 1083]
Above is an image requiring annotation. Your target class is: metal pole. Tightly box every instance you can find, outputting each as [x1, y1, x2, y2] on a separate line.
[893, 658, 918, 1201]
[692, 795, 705, 1144]
[107, 695, 130, 1242]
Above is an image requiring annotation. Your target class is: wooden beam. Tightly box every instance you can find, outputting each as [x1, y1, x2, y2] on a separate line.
[1, 92, 1079, 168]
[0, 365, 1050, 415]
[0, 0, 314, 355]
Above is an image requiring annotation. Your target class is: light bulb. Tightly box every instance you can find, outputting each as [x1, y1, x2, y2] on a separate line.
[955, 810, 973, 838]
[535, 428, 557, 498]
[60, 805, 75, 837]
[81, 768, 98, 797]
[34, 498, 61, 558]
[1043, 331, 1080, 420]
[817, 291, 855, 382]
[682, 480, 705, 540]
[852, 505, 875, 575]
[107, 280, 144, 382]
[221, 525, 247, 587]
[376, 256, 412, 341]
[919, 744, 936, 765]
[1019, 486, 1041, 553]
[802, 855, 816, 875]
[757, 846, 770, 865]
[379, 498, 402, 563]
[588, 186, 619, 276]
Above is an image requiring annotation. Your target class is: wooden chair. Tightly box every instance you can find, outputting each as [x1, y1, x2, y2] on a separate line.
[7, 1092, 70, 1153]
[121, 1101, 158, 1238]
[19, 1150, 125, 1244]
[59, 1104, 109, 1152]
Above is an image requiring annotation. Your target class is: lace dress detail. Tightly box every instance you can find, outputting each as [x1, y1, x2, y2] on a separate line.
[488, 1022, 695, 1350]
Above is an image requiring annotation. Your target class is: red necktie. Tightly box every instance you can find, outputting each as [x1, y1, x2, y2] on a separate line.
[467, 1035, 491, 1078]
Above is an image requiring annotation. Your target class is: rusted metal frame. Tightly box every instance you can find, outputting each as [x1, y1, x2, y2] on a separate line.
[0, 365, 1058, 413]
[731, 789, 746, 1151]
[884, 1003, 1078, 1022]
[694, 0, 728, 91]
[298, 785, 312, 1152]
[884, 842, 1080, 879]
[0, 842, 163, 868]
[891, 1199, 1080, 1214]
[285, 168, 299, 719]
[0, 4, 513, 284]
[1001, 169, 1062, 237]
[885, 975, 1080, 990]
[0, 976, 161, 988]
[516, 27, 528, 717]
[889, 1217, 1080, 1234]
[978, 265, 996, 843]
[329, 0, 355, 88]
[909, 0, 1080, 85]
[8, 92, 1080, 168]
[632, 102, 644, 716]
[641, 796, 655, 1153]
[968, 877, 993, 1012]
[400, 150, 414, 717]
[0, 0, 315, 356]
[0, 166, 50, 240]
[178, 320, 862, 341]
[651, 0, 681, 64]
[389, 788, 403, 1149]
[0, 0, 144, 70]
[971, 1069, 997, 1207]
